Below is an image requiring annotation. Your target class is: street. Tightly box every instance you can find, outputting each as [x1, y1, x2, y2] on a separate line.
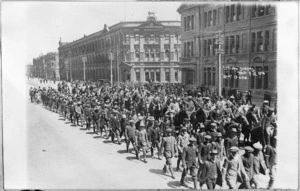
[3, 79, 271, 189]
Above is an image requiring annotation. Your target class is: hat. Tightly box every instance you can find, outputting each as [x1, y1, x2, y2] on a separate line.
[129, 119, 134, 123]
[203, 97, 210, 100]
[263, 100, 269, 104]
[188, 96, 192, 99]
[253, 142, 263, 150]
[181, 127, 187, 131]
[244, 146, 254, 153]
[210, 123, 217, 128]
[166, 128, 173, 133]
[205, 135, 211, 140]
[165, 114, 170, 118]
[216, 132, 222, 137]
[268, 107, 275, 112]
[189, 137, 197, 142]
[230, 95, 235, 99]
[198, 123, 205, 128]
[148, 116, 155, 121]
[230, 146, 239, 153]
[184, 118, 190, 121]
[210, 149, 219, 154]
[122, 114, 126, 118]
[231, 127, 237, 132]
[197, 92, 202, 95]
[140, 122, 145, 127]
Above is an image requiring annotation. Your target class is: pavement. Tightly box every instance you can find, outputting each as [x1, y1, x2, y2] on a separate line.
[4, 78, 271, 189]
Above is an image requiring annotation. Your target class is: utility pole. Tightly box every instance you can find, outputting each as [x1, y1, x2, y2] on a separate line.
[110, 52, 113, 86]
[82, 56, 87, 81]
[215, 30, 224, 98]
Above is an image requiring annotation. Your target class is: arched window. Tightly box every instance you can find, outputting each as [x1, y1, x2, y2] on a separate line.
[135, 49, 140, 59]
[165, 49, 170, 60]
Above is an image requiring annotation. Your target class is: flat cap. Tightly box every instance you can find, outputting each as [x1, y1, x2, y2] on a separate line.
[210, 149, 219, 154]
[189, 137, 197, 142]
[205, 135, 212, 140]
[253, 142, 263, 150]
[166, 128, 173, 133]
[244, 146, 254, 152]
[230, 146, 240, 152]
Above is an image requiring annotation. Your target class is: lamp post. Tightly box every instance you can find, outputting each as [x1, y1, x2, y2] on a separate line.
[215, 30, 224, 98]
[110, 52, 113, 86]
[82, 56, 87, 81]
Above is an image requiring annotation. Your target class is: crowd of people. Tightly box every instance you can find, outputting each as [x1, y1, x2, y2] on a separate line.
[29, 79, 277, 189]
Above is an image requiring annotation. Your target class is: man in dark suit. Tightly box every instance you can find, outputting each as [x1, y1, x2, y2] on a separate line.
[180, 137, 198, 189]
[160, 128, 178, 179]
[199, 150, 223, 189]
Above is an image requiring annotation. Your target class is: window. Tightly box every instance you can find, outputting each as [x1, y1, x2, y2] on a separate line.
[208, 68, 211, 86]
[226, 6, 230, 23]
[213, 38, 216, 55]
[165, 49, 170, 60]
[165, 70, 170, 82]
[184, 17, 187, 31]
[184, 42, 187, 57]
[208, 11, 212, 27]
[237, 4, 241, 21]
[225, 37, 229, 55]
[273, 29, 277, 51]
[258, 5, 265, 17]
[175, 70, 178, 81]
[265, 30, 270, 51]
[150, 50, 155, 60]
[155, 49, 160, 59]
[150, 72, 155, 82]
[187, 16, 191, 30]
[256, 66, 262, 89]
[236, 35, 240, 54]
[135, 35, 139, 42]
[136, 71, 140, 82]
[156, 71, 160, 82]
[213, 10, 217, 26]
[145, 72, 150, 82]
[263, 66, 268, 89]
[204, 68, 207, 85]
[266, 5, 271, 15]
[135, 50, 140, 59]
[257, 31, 263, 52]
[204, 12, 207, 27]
[250, 68, 255, 89]
[145, 37, 150, 44]
[252, 5, 257, 18]
[230, 36, 235, 54]
[218, 8, 222, 25]
[191, 15, 194, 30]
[204, 40, 207, 56]
[212, 67, 216, 86]
[145, 50, 150, 59]
[150, 35, 154, 42]
[251, 33, 256, 52]
[175, 50, 179, 61]
[208, 39, 212, 56]
[187, 42, 191, 57]
[224, 69, 229, 87]
[191, 41, 194, 57]
[231, 5, 236, 22]
[125, 50, 130, 61]
[242, 34, 247, 53]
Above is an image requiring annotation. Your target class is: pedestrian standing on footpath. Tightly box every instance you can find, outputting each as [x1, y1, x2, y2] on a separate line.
[160, 128, 178, 179]
[180, 137, 198, 189]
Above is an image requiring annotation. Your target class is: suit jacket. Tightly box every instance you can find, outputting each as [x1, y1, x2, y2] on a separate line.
[199, 159, 222, 187]
[182, 145, 198, 168]
[161, 136, 177, 158]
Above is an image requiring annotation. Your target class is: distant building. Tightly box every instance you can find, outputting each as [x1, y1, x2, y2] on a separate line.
[32, 52, 60, 80]
[58, 12, 181, 83]
[177, 3, 277, 100]
[26, 64, 33, 77]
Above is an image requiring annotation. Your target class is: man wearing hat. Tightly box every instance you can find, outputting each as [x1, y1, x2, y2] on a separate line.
[240, 146, 255, 189]
[180, 137, 198, 189]
[222, 146, 249, 189]
[199, 150, 223, 189]
[259, 100, 270, 119]
[110, 112, 121, 145]
[148, 120, 161, 160]
[176, 126, 190, 171]
[136, 122, 150, 163]
[252, 142, 268, 188]
[160, 128, 178, 179]
[264, 144, 277, 189]
[224, 126, 239, 157]
[198, 135, 212, 164]
[185, 96, 195, 119]
[182, 118, 192, 136]
[195, 123, 206, 146]
[125, 119, 138, 159]
[211, 132, 225, 163]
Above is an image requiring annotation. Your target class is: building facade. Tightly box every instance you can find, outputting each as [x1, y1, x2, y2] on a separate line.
[177, 3, 277, 100]
[32, 52, 60, 80]
[58, 13, 181, 84]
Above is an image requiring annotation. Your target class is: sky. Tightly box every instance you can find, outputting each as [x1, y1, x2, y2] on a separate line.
[2, 2, 181, 66]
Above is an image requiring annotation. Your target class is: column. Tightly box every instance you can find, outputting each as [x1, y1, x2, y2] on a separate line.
[170, 34, 175, 61]
[130, 35, 135, 61]
[140, 35, 145, 61]
[160, 63, 165, 83]
[130, 67, 135, 81]
[160, 35, 165, 61]
[170, 63, 175, 82]
[178, 69, 182, 82]
[140, 66, 145, 82]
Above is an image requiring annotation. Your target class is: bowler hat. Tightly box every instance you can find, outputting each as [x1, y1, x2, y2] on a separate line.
[210, 149, 219, 154]
[205, 135, 211, 140]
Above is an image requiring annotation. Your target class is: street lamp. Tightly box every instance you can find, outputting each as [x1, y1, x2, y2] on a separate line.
[215, 30, 224, 98]
[82, 56, 87, 81]
[110, 52, 113, 86]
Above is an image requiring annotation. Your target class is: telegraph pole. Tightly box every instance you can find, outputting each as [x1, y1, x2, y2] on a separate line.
[215, 30, 224, 98]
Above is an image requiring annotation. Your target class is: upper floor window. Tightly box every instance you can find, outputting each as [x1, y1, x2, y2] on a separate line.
[184, 15, 195, 31]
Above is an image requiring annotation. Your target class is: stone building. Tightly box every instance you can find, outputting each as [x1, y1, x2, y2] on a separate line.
[177, 3, 277, 100]
[58, 12, 181, 84]
[32, 52, 60, 80]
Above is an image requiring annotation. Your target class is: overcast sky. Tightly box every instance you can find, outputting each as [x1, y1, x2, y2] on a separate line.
[2, 2, 181, 66]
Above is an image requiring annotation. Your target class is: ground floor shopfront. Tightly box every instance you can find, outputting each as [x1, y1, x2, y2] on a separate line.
[120, 62, 182, 83]
[179, 54, 277, 101]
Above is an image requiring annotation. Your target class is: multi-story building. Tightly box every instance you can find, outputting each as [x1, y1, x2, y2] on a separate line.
[177, 3, 277, 100]
[26, 64, 33, 78]
[58, 12, 181, 83]
[32, 52, 60, 80]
